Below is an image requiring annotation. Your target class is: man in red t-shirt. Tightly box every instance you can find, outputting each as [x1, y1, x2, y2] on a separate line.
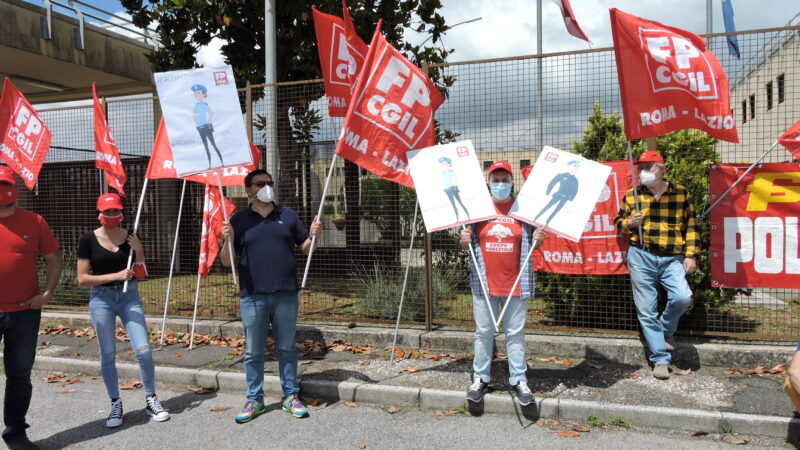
[459, 161, 546, 407]
[0, 166, 62, 449]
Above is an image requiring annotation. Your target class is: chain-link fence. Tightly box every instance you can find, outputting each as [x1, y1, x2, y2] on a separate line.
[11, 25, 799, 341]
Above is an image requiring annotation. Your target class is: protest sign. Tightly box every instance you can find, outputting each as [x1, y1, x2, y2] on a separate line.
[510, 146, 611, 242]
[153, 66, 252, 176]
[407, 140, 497, 232]
[0, 78, 52, 189]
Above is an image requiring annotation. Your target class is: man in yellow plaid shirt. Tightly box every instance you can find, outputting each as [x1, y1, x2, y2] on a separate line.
[614, 150, 698, 380]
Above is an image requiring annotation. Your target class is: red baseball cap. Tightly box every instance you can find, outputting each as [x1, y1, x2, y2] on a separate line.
[521, 165, 533, 181]
[637, 150, 664, 165]
[97, 193, 124, 211]
[0, 166, 16, 184]
[488, 160, 513, 175]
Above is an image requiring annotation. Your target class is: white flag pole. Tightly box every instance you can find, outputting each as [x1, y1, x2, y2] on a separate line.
[159, 179, 187, 345]
[701, 140, 779, 219]
[188, 273, 202, 350]
[301, 153, 339, 288]
[493, 238, 539, 329]
[214, 171, 237, 285]
[123, 178, 149, 293]
[464, 224, 499, 332]
[626, 142, 644, 239]
[390, 196, 420, 364]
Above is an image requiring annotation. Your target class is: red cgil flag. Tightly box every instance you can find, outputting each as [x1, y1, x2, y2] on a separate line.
[610, 8, 738, 143]
[145, 118, 260, 186]
[335, 20, 445, 188]
[93, 83, 127, 196]
[778, 119, 800, 161]
[551, 0, 591, 43]
[312, 0, 369, 117]
[198, 184, 235, 278]
[0, 78, 52, 190]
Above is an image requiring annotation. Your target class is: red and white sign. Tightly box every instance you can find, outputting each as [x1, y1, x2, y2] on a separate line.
[145, 118, 259, 186]
[552, 0, 591, 42]
[335, 21, 445, 188]
[198, 184, 235, 277]
[534, 160, 632, 274]
[0, 78, 52, 190]
[778, 119, 800, 161]
[312, 1, 368, 117]
[709, 163, 800, 288]
[610, 8, 738, 143]
[93, 83, 127, 196]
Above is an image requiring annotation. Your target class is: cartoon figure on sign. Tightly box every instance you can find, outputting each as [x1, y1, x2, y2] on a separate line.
[534, 159, 581, 225]
[439, 156, 470, 221]
[191, 84, 225, 167]
[487, 223, 512, 242]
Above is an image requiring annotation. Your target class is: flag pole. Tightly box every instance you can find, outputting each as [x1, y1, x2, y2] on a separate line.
[214, 171, 237, 285]
[464, 224, 499, 332]
[390, 196, 419, 364]
[626, 141, 644, 238]
[701, 140, 779, 219]
[301, 152, 339, 288]
[494, 236, 541, 329]
[188, 273, 202, 350]
[159, 179, 187, 345]
[123, 178, 149, 293]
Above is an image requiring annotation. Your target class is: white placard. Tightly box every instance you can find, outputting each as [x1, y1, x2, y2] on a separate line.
[154, 66, 252, 176]
[408, 140, 497, 232]
[510, 146, 612, 242]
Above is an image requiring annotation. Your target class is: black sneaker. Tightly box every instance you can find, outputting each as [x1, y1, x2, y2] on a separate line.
[145, 394, 171, 422]
[466, 378, 489, 403]
[106, 398, 123, 428]
[4, 435, 39, 450]
[512, 381, 535, 406]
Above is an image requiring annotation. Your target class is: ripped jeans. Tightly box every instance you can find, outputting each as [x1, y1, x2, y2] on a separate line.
[89, 282, 156, 399]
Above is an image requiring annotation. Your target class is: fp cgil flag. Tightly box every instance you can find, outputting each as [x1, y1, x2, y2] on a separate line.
[335, 20, 445, 188]
[198, 184, 235, 278]
[551, 0, 591, 42]
[610, 8, 738, 143]
[778, 119, 800, 161]
[312, 0, 369, 117]
[145, 118, 260, 186]
[0, 78, 52, 189]
[93, 83, 127, 196]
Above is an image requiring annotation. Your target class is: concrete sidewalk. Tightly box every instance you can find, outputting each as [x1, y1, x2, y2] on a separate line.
[18, 311, 800, 440]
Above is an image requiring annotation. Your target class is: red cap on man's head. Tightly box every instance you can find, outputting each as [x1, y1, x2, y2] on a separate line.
[637, 150, 664, 165]
[521, 165, 533, 181]
[0, 166, 16, 184]
[97, 193, 124, 211]
[488, 160, 513, 175]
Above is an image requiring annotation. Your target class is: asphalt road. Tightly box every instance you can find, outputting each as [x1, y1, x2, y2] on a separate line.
[9, 370, 784, 449]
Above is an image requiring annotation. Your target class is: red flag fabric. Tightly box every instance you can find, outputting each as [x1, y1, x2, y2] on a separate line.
[145, 118, 260, 186]
[312, 1, 369, 117]
[0, 78, 52, 190]
[198, 184, 235, 278]
[335, 21, 445, 188]
[610, 8, 738, 143]
[778, 119, 800, 160]
[92, 83, 127, 196]
[551, 0, 591, 43]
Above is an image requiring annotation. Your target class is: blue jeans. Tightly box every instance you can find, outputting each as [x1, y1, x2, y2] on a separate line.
[0, 308, 40, 443]
[240, 291, 299, 402]
[472, 294, 528, 385]
[626, 246, 692, 365]
[89, 282, 156, 399]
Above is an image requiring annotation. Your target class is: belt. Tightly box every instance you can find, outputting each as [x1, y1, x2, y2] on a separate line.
[637, 244, 679, 257]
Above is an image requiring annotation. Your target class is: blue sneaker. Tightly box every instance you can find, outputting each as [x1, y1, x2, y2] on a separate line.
[234, 400, 266, 424]
[281, 395, 309, 418]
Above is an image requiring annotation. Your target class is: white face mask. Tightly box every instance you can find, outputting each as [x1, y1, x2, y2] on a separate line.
[255, 185, 274, 203]
[639, 170, 659, 186]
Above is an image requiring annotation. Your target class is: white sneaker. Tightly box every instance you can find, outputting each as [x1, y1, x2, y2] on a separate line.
[106, 398, 123, 428]
[145, 395, 171, 422]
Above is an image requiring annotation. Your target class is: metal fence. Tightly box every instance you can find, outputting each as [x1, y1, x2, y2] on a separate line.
[13, 25, 799, 341]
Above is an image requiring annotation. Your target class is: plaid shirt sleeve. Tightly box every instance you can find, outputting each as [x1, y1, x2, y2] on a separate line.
[682, 190, 699, 258]
[614, 190, 635, 235]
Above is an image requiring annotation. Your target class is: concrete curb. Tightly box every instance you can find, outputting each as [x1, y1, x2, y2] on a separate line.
[29, 355, 799, 439]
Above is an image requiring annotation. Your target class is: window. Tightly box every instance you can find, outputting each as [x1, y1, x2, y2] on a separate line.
[749, 94, 755, 119]
[741, 100, 747, 124]
[519, 159, 531, 169]
[483, 161, 493, 171]
[766, 81, 773, 110]
[778, 74, 785, 104]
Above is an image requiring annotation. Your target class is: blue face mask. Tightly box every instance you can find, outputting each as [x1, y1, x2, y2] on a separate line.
[490, 182, 512, 200]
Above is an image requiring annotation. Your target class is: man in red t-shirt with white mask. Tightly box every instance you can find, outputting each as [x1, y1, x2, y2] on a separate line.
[0, 166, 62, 450]
[459, 161, 546, 407]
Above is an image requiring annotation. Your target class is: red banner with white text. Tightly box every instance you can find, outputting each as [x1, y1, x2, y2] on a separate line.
[710, 163, 800, 288]
[0, 78, 52, 189]
[610, 8, 738, 143]
[93, 83, 127, 196]
[534, 160, 632, 274]
[198, 184, 236, 277]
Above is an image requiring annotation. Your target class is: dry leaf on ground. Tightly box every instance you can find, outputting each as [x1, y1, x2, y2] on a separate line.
[554, 431, 581, 437]
[210, 407, 230, 412]
[186, 385, 217, 394]
[723, 369, 738, 375]
[561, 358, 574, 367]
[330, 344, 348, 352]
[299, 360, 312, 365]
[360, 361, 370, 366]
[722, 437, 749, 445]
[410, 351, 420, 359]
[536, 357, 556, 362]
[444, 410, 460, 416]
[400, 367, 421, 373]
[42, 372, 68, 383]
[57, 390, 76, 395]
[691, 430, 709, 436]
[57, 379, 82, 387]
[71, 352, 82, 357]
[394, 348, 406, 358]
[673, 368, 692, 376]
[743, 364, 765, 375]
[386, 406, 401, 414]
[358, 441, 366, 449]
[626, 374, 639, 379]
[172, 353, 182, 358]
[120, 379, 143, 390]
[573, 426, 590, 433]
[434, 411, 443, 420]
[344, 401, 359, 408]
[768, 364, 788, 374]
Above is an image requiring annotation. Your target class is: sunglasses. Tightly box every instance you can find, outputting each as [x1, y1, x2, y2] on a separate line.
[250, 180, 274, 188]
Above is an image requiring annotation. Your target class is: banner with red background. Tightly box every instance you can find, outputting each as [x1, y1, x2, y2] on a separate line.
[0, 78, 52, 189]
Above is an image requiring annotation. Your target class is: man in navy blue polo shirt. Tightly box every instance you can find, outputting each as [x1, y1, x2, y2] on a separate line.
[221, 169, 322, 423]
